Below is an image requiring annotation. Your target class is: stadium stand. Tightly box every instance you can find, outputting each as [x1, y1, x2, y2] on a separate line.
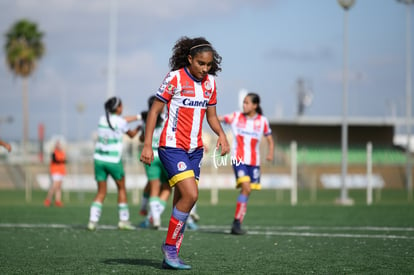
[269, 117, 409, 188]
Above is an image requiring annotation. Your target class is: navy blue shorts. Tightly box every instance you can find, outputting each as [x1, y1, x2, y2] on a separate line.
[158, 147, 204, 187]
[232, 163, 261, 190]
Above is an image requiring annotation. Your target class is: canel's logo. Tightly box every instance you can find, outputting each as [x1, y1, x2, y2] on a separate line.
[182, 98, 208, 107]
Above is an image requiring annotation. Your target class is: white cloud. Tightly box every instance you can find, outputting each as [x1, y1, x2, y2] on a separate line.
[0, 0, 408, 140]
[117, 50, 157, 79]
[15, 0, 109, 14]
[10, 0, 274, 22]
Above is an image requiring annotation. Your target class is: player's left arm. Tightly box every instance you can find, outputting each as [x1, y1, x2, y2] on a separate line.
[125, 125, 142, 138]
[0, 139, 11, 152]
[265, 134, 274, 162]
[124, 114, 142, 123]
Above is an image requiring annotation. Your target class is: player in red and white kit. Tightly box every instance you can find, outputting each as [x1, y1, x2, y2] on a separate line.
[157, 67, 216, 150]
[140, 36, 229, 270]
[220, 93, 274, 235]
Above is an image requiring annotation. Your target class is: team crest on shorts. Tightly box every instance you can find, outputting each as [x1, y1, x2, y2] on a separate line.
[237, 170, 245, 177]
[177, 161, 187, 171]
[253, 168, 259, 179]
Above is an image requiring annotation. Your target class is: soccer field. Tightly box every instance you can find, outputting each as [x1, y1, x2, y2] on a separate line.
[1, 189, 414, 274]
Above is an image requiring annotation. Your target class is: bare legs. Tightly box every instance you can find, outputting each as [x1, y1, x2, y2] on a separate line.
[44, 180, 63, 207]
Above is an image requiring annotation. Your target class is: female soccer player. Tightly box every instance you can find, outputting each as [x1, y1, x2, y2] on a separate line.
[87, 96, 141, 231]
[139, 95, 200, 231]
[219, 93, 274, 235]
[138, 95, 171, 229]
[140, 36, 230, 270]
[44, 140, 66, 207]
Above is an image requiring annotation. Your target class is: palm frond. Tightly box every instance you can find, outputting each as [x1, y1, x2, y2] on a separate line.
[4, 19, 45, 77]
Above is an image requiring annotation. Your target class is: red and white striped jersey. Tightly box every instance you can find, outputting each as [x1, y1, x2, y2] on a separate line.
[223, 111, 272, 166]
[156, 67, 217, 152]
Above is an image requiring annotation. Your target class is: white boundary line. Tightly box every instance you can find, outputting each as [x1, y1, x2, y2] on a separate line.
[245, 231, 414, 240]
[201, 225, 414, 232]
[1, 223, 414, 240]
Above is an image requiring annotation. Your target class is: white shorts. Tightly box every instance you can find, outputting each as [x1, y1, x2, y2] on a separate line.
[51, 174, 64, 182]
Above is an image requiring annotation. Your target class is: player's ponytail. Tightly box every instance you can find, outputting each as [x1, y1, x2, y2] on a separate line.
[104, 96, 122, 130]
[247, 93, 263, 115]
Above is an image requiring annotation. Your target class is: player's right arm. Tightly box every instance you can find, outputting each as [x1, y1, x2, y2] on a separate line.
[0, 139, 11, 152]
[140, 98, 165, 165]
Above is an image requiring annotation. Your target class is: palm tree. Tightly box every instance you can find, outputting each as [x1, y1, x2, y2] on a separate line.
[4, 19, 45, 156]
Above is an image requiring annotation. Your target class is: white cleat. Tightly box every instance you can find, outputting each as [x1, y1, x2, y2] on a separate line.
[190, 212, 200, 222]
[118, 221, 136, 230]
[152, 216, 161, 229]
[87, 221, 97, 231]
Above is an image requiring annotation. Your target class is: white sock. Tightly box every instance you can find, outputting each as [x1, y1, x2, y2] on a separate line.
[89, 201, 102, 223]
[158, 200, 166, 216]
[118, 203, 129, 222]
[190, 204, 197, 214]
[149, 197, 161, 221]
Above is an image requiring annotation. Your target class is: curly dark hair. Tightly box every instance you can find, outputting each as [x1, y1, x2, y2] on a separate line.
[169, 36, 222, 76]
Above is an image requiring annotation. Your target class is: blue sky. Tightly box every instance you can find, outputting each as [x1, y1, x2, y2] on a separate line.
[0, 0, 413, 141]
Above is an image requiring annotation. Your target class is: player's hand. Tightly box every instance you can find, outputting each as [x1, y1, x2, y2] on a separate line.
[216, 134, 230, 156]
[266, 153, 274, 162]
[140, 145, 154, 166]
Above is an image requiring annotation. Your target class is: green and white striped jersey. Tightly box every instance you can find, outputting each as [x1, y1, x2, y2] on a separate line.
[142, 115, 166, 157]
[94, 114, 129, 163]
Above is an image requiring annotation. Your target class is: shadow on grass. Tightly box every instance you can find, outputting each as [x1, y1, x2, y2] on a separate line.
[102, 258, 161, 269]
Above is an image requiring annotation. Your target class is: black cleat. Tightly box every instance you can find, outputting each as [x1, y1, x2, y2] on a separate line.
[231, 220, 247, 235]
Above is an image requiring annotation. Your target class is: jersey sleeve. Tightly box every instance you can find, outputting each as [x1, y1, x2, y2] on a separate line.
[207, 77, 217, 106]
[119, 117, 130, 133]
[156, 72, 178, 103]
[223, 112, 237, 124]
[263, 116, 272, 136]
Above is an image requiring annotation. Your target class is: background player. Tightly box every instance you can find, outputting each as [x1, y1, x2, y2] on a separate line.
[44, 140, 66, 207]
[87, 96, 141, 231]
[219, 92, 274, 235]
[138, 95, 171, 229]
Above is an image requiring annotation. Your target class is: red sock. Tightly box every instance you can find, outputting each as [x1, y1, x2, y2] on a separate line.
[165, 216, 185, 246]
[234, 202, 247, 223]
[176, 232, 184, 253]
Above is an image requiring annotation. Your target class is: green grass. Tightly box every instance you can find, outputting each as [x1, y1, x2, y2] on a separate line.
[1, 189, 414, 274]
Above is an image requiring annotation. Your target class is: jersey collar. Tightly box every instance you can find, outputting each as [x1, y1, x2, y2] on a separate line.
[184, 67, 204, 83]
